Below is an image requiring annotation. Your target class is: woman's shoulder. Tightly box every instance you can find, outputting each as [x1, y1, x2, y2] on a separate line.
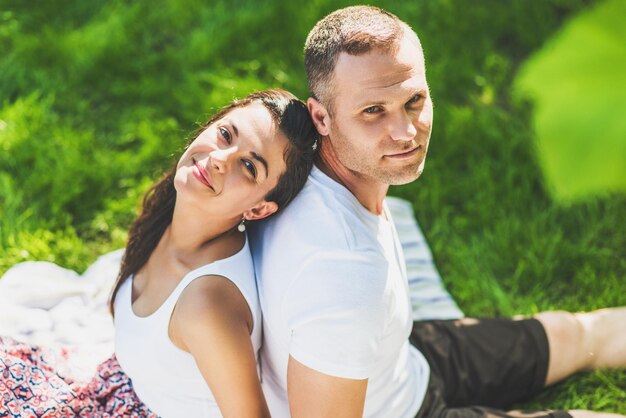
[171, 274, 255, 349]
[177, 275, 252, 323]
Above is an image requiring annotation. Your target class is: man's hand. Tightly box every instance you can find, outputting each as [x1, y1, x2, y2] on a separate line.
[287, 355, 368, 418]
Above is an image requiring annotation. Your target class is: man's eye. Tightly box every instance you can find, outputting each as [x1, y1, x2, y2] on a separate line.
[407, 94, 423, 106]
[243, 159, 257, 178]
[219, 127, 232, 144]
[364, 106, 383, 114]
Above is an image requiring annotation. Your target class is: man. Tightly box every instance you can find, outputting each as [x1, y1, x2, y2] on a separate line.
[250, 6, 625, 418]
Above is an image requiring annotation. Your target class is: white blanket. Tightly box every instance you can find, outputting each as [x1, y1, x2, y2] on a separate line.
[0, 197, 462, 381]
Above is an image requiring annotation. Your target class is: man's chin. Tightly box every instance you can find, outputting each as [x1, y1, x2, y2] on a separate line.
[380, 158, 426, 186]
[383, 169, 424, 186]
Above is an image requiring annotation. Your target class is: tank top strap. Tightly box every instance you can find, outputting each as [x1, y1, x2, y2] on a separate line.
[162, 236, 253, 317]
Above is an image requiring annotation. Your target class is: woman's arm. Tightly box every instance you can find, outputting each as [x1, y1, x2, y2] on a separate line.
[170, 275, 270, 418]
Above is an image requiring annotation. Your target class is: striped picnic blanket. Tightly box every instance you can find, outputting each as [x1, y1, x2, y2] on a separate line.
[386, 197, 463, 320]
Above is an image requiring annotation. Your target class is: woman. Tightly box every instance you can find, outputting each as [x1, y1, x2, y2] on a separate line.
[0, 89, 319, 417]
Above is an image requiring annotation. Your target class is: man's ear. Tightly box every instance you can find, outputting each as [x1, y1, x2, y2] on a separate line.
[307, 97, 331, 137]
[243, 201, 279, 222]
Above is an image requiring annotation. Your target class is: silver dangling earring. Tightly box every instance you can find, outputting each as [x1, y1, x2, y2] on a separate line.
[237, 218, 246, 232]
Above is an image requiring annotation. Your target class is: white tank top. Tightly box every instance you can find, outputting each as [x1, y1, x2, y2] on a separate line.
[114, 236, 262, 418]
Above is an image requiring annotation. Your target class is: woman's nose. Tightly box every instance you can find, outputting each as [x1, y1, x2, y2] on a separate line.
[209, 147, 236, 173]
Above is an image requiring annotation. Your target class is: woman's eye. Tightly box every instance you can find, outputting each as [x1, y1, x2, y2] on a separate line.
[364, 106, 383, 114]
[219, 127, 232, 144]
[243, 159, 257, 178]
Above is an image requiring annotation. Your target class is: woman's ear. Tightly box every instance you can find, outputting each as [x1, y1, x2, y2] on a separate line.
[307, 97, 330, 137]
[243, 201, 279, 221]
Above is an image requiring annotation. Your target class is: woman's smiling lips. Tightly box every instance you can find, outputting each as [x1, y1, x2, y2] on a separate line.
[384, 145, 421, 159]
[192, 158, 214, 190]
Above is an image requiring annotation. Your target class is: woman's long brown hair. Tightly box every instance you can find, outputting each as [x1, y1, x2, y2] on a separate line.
[109, 89, 319, 315]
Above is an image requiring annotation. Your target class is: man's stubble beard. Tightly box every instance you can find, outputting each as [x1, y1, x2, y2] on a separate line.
[330, 123, 427, 186]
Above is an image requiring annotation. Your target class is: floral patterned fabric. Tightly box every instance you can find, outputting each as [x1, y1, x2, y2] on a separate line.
[0, 336, 158, 418]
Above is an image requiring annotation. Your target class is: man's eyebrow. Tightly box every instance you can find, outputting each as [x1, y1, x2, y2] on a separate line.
[410, 89, 428, 97]
[356, 89, 427, 109]
[355, 99, 389, 109]
[250, 151, 269, 178]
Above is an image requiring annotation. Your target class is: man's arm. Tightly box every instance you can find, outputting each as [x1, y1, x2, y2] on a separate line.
[287, 355, 368, 418]
[279, 251, 387, 417]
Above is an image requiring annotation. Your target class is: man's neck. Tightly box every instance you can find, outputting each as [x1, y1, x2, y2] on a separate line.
[316, 141, 388, 216]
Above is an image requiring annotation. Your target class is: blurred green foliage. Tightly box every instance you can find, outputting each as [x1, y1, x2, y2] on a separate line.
[0, 0, 624, 411]
[516, 0, 626, 201]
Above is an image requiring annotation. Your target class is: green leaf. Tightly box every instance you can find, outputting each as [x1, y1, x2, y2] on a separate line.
[515, 0, 626, 202]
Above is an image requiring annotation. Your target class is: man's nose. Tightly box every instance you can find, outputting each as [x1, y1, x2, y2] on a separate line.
[389, 110, 417, 142]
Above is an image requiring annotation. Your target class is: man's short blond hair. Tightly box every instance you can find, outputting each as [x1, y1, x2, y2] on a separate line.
[304, 6, 411, 113]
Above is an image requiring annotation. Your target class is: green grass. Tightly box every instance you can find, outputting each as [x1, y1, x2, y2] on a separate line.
[1, 0, 624, 413]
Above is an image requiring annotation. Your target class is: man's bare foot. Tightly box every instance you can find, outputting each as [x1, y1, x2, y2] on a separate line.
[569, 410, 626, 418]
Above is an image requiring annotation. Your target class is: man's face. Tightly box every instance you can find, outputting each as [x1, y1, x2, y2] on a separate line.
[324, 32, 433, 186]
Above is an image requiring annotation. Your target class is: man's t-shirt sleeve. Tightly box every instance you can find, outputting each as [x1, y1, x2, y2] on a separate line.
[283, 250, 387, 380]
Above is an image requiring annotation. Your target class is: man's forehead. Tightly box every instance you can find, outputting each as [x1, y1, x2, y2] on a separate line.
[360, 63, 418, 90]
[333, 40, 426, 97]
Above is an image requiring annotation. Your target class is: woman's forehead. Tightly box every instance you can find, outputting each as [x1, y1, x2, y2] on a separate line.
[224, 102, 275, 134]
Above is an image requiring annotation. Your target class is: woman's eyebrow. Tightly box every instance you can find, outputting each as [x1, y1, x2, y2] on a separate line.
[250, 151, 269, 178]
[230, 122, 239, 137]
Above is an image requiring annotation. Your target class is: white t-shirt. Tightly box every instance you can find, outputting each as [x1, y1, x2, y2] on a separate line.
[114, 237, 262, 418]
[250, 166, 430, 418]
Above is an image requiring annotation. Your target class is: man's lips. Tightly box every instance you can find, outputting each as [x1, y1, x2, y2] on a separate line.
[385, 145, 421, 159]
[192, 159, 214, 190]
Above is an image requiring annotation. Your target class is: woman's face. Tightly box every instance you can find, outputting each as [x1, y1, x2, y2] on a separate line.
[174, 102, 288, 222]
